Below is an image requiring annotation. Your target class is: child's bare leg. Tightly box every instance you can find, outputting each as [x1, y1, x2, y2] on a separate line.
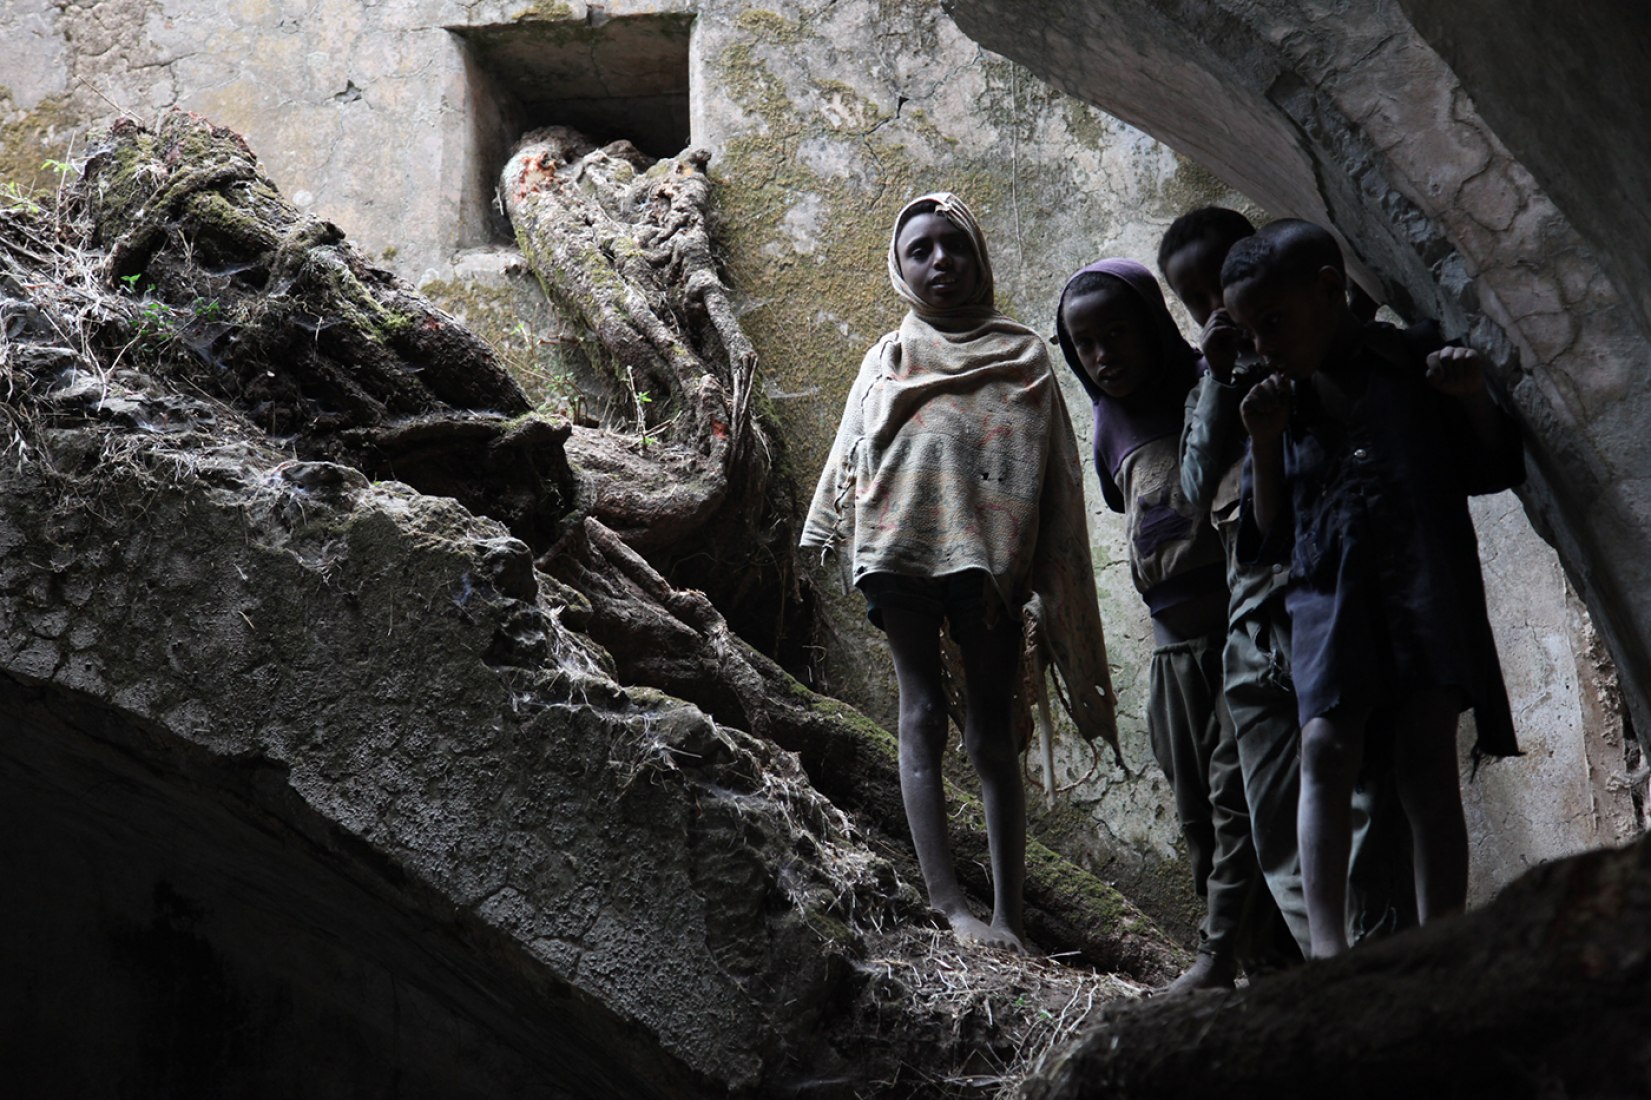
[1391, 689, 1468, 923]
[959, 618, 1028, 953]
[883, 608, 993, 944]
[1298, 708, 1368, 958]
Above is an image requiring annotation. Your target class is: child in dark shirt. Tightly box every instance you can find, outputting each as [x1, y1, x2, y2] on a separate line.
[1164, 207, 1418, 956]
[1057, 258, 1273, 992]
[1226, 218, 1522, 957]
[1163, 207, 1310, 955]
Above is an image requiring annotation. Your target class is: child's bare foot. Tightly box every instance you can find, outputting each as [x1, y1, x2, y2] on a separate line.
[945, 909, 1028, 954]
[1158, 952, 1236, 996]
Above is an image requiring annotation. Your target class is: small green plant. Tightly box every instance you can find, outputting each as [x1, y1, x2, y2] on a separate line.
[1, 181, 42, 215]
[114, 275, 217, 353]
[137, 300, 179, 342]
[41, 158, 78, 180]
[497, 320, 587, 422]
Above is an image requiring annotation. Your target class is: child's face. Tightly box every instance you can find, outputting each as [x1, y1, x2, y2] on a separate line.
[896, 212, 980, 309]
[1163, 236, 1229, 327]
[1061, 284, 1153, 399]
[1224, 269, 1345, 380]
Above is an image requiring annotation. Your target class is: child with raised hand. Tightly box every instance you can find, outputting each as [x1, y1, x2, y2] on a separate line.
[1226, 218, 1523, 958]
[802, 193, 1116, 954]
[1168, 210, 1424, 954]
[1056, 258, 1273, 993]
[1161, 207, 1311, 956]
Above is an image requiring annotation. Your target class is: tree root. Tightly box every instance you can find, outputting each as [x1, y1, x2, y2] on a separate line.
[501, 125, 811, 665]
[544, 515, 1185, 983]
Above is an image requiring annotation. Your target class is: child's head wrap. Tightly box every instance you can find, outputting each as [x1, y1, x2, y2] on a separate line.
[887, 192, 996, 321]
[1054, 258, 1199, 408]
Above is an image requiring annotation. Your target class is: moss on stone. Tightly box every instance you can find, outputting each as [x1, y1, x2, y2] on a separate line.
[84, 127, 163, 239]
[1158, 154, 1266, 224]
[508, 0, 576, 23]
[182, 191, 280, 251]
[803, 691, 900, 765]
[733, 9, 800, 40]
[295, 253, 405, 344]
[1059, 95, 1116, 154]
[1024, 840, 1133, 927]
[0, 91, 78, 195]
[421, 274, 591, 415]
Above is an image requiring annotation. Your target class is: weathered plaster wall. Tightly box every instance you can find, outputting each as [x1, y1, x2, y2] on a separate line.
[0, 0, 1630, 927]
[1462, 493, 1639, 901]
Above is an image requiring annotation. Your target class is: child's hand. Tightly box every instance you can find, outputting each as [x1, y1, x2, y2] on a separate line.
[1240, 373, 1291, 441]
[1200, 309, 1250, 383]
[1426, 345, 1486, 397]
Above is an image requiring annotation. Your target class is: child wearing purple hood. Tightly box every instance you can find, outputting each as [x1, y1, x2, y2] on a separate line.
[1056, 258, 1275, 992]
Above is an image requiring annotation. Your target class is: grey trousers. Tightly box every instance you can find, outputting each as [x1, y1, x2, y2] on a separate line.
[1149, 634, 1291, 967]
[1225, 602, 1417, 955]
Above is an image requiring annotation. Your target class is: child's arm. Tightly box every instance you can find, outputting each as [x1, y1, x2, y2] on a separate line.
[1180, 308, 1253, 508]
[1179, 370, 1243, 511]
[1200, 309, 1248, 384]
[1239, 373, 1291, 536]
[1426, 346, 1524, 493]
[799, 345, 880, 551]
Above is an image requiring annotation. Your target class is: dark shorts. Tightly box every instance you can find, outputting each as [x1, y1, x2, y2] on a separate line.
[857, 570, 1000, 645]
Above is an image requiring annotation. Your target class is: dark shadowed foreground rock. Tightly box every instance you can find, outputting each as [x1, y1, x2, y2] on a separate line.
[0, 112, 1180, 1097]
[1016, 835, 1651, 1099]
[0, 406, 907, 1094]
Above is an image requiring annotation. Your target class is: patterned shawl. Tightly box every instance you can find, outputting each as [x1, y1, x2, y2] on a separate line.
[802, 193, 1118, 757]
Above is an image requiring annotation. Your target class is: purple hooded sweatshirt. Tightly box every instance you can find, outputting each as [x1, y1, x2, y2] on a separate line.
[1055, 258, 1225, 617]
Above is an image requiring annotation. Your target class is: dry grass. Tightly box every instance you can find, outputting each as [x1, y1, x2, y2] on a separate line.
[0, 165, 267, 516]
[854, 924, 1147, 1097]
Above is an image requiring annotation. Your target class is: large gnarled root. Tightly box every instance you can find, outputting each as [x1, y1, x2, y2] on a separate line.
[501, 125, 809, 664]
[543, 515, 1184, 984]
[76, 112, 528, 448]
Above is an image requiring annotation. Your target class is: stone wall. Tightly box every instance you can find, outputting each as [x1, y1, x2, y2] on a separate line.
[0, 0, 1629, 929]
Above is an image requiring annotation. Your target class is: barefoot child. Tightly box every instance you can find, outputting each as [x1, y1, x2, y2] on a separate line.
[1163, 208, 1415, 956]
[1162, 207, 1310, 957]
[1226, 219, 1522, 957]
[802, 193, 1115, 953]
[1056, 258, 1273, 991]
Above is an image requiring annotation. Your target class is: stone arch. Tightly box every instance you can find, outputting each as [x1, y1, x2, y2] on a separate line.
[942, 0, 1651, 756]
[0, 677, 695, 1099]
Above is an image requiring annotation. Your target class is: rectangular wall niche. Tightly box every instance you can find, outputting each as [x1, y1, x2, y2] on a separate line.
[450, 12, 694, 245]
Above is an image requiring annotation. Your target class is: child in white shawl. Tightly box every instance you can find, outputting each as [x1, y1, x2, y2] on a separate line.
[801, 193, 1115, 952]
